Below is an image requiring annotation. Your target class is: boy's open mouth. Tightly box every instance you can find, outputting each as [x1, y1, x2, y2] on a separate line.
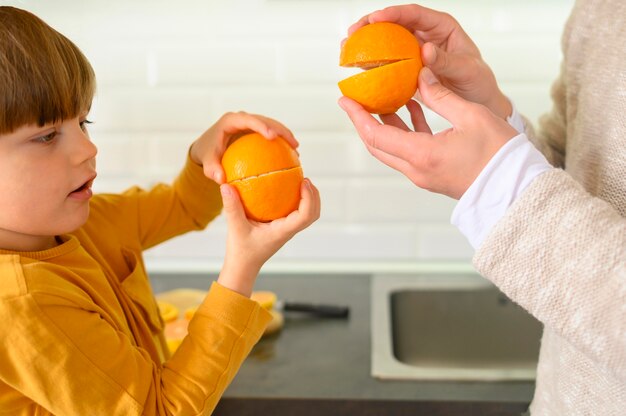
[69, 175, 96, 198]
[71, 179, 91, 193]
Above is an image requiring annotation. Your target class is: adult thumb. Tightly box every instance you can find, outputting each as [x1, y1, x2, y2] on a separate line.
[418, 67, 470, 126]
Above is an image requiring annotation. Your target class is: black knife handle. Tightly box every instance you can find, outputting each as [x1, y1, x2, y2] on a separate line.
[282, 302, 350, 319]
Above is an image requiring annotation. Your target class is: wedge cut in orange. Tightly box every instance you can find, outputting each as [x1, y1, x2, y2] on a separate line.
[339, 22, 423, 114]
[221, 132, 303, 222]
[339, 59, 421, 115]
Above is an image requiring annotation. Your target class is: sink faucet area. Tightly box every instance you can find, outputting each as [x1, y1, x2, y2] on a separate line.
[371, 273, 543, 382]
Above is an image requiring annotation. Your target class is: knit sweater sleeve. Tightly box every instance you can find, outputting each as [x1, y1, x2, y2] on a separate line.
[519, 70, 568, 169]
[473, 169, 626, 382]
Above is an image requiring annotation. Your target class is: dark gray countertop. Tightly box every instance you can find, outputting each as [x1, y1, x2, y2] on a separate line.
[150, 273, 534, 415]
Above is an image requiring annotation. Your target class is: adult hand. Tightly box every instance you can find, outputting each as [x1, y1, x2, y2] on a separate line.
[347, 4, 512, 119]
[189, 111, 298, 184]
[217, 178, 321, 297]
[339, 67, 518, 199]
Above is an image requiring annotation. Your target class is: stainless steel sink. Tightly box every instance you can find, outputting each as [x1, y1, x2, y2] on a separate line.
[371, 273, 542, 381]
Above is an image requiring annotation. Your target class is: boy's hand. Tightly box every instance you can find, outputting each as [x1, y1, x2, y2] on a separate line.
[189, 111, 299, 184]
[217, 178, 321, 297]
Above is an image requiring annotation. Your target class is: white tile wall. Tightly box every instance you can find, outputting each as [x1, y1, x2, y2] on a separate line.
[5, 0, 575, 272]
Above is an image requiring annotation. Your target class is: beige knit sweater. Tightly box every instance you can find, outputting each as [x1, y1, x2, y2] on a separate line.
[475, 0, 626, 415]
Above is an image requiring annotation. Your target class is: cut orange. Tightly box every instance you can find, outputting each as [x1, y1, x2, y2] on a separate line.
[184, 306, 197, 321]
[164, 319, 188, 353]
[250, 291, 277, 310]
[339, 59, 421, 115]
[157, 301, 179, 323]
[221, 132, 303, 222]
[339, 22, 422, 114]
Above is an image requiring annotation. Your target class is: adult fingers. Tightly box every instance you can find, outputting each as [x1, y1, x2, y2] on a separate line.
[367, 5, 460, 42]
[363, 140, 415, 177]
[406, 100, 432, 134]
[417, 67, 472, 128]
[338, 96, 429, 161]
[379, 112, 410, 131]
[421, 42, 477, 83]
[347, 13, 373, 35]
[348, 5, 448, 33]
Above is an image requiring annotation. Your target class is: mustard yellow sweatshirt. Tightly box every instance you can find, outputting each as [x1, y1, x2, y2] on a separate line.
[0, 155, 271, 415]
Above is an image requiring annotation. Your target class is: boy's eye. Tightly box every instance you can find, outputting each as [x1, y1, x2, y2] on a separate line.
[34, 132, 57, 143]
[80, 119, 93, 132]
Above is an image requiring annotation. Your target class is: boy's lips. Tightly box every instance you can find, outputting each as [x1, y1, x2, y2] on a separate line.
[68, 173, 97, 200]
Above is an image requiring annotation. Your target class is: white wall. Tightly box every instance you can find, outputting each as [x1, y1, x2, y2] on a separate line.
[3, 0, 574, 273]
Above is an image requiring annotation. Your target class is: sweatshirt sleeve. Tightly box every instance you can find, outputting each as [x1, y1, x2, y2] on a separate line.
[0, 274, 271, 415]
[473, 169, 626, 382]
[88, 151, 222, 251]
[161, 283, 272, 414]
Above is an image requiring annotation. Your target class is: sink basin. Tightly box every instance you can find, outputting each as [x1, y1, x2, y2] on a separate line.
[371, 273, 542, 381]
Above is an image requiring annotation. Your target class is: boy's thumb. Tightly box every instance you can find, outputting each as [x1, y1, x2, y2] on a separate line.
[220, 184, 246, 222]
[418, 67, 469, 126]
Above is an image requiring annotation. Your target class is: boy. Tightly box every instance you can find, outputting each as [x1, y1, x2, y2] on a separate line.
[0, 6, 320, 415]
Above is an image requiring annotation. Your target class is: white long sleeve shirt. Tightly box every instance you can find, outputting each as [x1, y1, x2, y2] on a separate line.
[451, 108, 552, 249]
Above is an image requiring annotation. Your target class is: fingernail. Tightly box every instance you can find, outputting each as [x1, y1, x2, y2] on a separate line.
[337, 97, 347, 110]
[220, 184, 231, 198]
[429, 44, 437, 61]
[266, 128, 277, 139]
[420, 67, 438, 85]
[424, 43, 437, 65]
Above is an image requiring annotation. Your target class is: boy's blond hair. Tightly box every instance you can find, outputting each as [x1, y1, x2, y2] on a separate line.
[0, 7, 96, 134]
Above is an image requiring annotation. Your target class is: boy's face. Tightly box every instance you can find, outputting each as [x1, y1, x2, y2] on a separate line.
[0, 115, 97, 251]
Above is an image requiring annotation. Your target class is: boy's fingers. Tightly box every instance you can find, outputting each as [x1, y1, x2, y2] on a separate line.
[285, 179, 320, 230]
[205, 163, 225, 184]
[307, 179, 322, 221]
[220, 112, 299, 148]
[220, 184, 247, 230]
[253, 114, 299, 148]
[299, 179, 321, 222]
[220, 112, 273, 138]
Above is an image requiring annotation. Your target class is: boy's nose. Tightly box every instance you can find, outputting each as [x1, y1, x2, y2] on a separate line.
[81, 134, 98, 161]
[70, 124, 98, 164]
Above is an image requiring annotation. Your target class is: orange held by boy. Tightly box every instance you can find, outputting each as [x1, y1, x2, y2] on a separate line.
[221, 132, 304, 222]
